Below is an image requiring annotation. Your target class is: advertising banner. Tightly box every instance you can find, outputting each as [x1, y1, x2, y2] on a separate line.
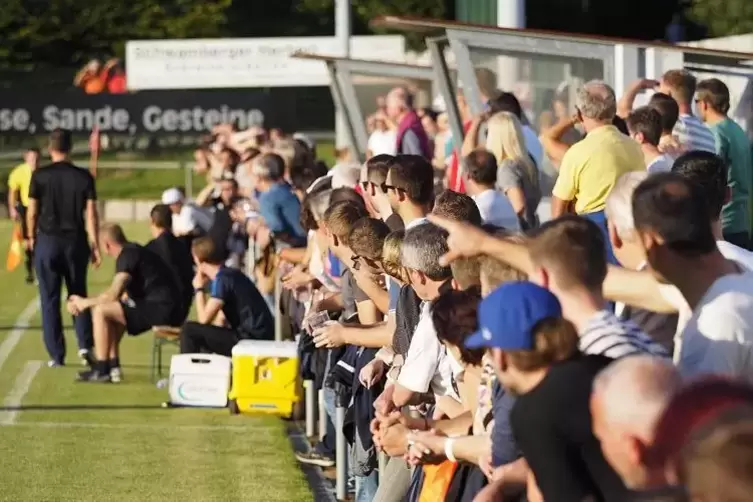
[0, 89, 302, 136]
[125, 35, 405, 90]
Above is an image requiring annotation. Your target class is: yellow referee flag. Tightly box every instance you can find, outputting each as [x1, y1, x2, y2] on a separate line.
[6, 223, 23, 272]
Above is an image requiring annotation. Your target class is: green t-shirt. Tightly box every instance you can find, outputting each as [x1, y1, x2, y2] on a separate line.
[710, 118, 752, 235]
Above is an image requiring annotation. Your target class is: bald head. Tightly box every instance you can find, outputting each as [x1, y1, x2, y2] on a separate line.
[576, 80, 617, 122]
[605, 171, 649, 238]
[593, 356, 681, 440]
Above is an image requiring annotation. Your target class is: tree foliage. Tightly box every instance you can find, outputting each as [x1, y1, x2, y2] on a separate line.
[688, 0, 753, 37]
[296, 0, 449, 51]
[0, 0, 232, 68]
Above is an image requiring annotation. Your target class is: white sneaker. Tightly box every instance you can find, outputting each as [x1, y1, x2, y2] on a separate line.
[78, 349, 92, 367]
[110, 367, 123, 384]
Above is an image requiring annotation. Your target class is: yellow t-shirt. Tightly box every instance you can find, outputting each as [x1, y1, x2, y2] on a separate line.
[552, 125, 644, 214]
[7, 163, 32, 207]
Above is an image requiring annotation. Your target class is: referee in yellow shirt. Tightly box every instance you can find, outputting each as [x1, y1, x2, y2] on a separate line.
[7, 147, 40, 283]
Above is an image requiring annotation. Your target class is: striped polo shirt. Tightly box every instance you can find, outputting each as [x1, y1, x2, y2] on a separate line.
[673, 114, 716, 153]
[579, 310, 669, 359]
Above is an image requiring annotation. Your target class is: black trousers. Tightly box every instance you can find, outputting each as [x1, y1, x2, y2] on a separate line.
[180, 321, 240, 357]
[16, 204, 33, 279]
[34, 233, 93, 362]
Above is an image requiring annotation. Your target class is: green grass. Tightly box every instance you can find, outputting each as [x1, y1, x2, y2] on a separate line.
[0, 140, 336, 200]
[0, 222, 313, 502]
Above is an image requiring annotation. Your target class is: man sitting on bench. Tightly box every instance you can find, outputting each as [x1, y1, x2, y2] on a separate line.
[181, 236, 274, 357]
[68, 223, 182, 383]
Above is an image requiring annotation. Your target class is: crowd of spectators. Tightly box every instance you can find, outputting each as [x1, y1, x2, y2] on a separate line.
[58, 63, 753, 500]
[243, 69, 752, 502]
[73, 58, 127, 94]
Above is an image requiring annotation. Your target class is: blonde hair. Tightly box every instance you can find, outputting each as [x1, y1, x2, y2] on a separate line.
[382, 230, 408, 284]
[485, 111, 538, 189]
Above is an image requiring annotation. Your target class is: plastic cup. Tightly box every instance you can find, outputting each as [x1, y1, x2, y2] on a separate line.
[306, 311, 330, 334]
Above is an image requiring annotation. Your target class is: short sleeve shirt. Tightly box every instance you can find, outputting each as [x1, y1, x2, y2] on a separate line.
[29, 161, 96, 237]
[8, 163, 32, 207]
[552, 125, 644, 214]
[210, 267, 274, 340]
[397, 302, 459, 401]
[115, 243, 176, 305]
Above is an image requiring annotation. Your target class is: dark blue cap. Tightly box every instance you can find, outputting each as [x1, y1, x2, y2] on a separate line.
[465, 281, 562, 350]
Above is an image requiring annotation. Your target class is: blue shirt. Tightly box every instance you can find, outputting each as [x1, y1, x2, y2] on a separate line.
[388, 278, 401, 313]
[258, 182, 307, 246]
[491, 379, 520, 467]
[210, 267, 274, 340]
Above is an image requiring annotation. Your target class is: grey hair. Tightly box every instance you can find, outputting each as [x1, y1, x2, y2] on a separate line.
[605, 171, 650, 237]
[576, 80, 617, 121]
[307, 189, 332, 222]
[389, 86, 414, 109]
[593, 355, 681, 440]
[400, 223, 452, 281]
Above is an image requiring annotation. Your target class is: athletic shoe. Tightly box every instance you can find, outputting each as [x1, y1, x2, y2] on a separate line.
[78, 349, 93, 367]
[294, 451, 335, 467]
[76, 369, 111, 383]
[47, 360, 64, 368]
[110, 367, 123, 384]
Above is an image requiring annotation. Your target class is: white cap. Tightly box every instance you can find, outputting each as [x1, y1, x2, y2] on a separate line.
[161, 188, 184, 205]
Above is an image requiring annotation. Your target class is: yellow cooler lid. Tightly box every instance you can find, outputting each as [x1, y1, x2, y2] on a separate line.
[232, 340, 298, 358]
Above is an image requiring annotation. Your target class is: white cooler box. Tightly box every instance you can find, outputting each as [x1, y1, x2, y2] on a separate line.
[169, 353, 232, 408]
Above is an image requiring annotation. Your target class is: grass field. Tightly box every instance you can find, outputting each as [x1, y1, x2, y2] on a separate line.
[0, 221, 313, 502]
[0, 140, 337, 200]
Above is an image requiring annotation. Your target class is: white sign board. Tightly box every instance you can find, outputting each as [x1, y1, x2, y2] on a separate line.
[126, 36, 406, 90]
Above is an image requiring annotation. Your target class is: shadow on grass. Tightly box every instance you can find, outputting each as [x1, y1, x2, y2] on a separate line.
[0, 325, 73, 331]
[0, 404, 166, 411]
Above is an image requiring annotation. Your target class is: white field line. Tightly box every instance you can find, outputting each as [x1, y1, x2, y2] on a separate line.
[0, 360, 43, 425]
[1, 421, 277, 432]
[0, 297, 39, 375]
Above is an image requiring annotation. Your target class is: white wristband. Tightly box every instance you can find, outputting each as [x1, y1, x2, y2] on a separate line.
[444, 437, 457, 462]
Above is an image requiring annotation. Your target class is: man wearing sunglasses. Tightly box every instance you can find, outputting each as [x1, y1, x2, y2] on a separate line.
[384, 154, 435, 231]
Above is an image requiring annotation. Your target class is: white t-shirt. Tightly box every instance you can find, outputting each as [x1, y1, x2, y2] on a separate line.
[472, 189, 520, 230]
[646, 154, 673, 174]
[367, 130, 397, 156]
[658, 241, 753, 361]
[397, 302, 459, 401]
[677, 271, 753, 384]
[173, 203, 214, 235]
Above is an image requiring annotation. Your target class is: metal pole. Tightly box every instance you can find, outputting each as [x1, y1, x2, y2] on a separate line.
[378, 452, 387, 481]
[334, 0, 351, 151]
[318, 389, 327, 441]
[304, 380, 316, 438]
[335, 404, 347, 500]
[274, 270, 282, 341]
[184, 162, 193, 199]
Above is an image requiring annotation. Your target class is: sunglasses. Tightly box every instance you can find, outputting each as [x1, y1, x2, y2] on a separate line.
[381, 183, 403, 193]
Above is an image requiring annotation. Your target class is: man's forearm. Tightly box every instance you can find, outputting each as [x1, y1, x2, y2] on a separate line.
[447, 434, 491, 465]
[195, 292, 209, 323]
[342, 318, 393, 348]
[8, 191, 16, 214]
[26, 205, 37, 241]
[87, 204, 100, 250]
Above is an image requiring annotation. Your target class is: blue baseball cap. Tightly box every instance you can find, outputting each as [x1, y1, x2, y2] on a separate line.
[465, 281, 562, 350]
